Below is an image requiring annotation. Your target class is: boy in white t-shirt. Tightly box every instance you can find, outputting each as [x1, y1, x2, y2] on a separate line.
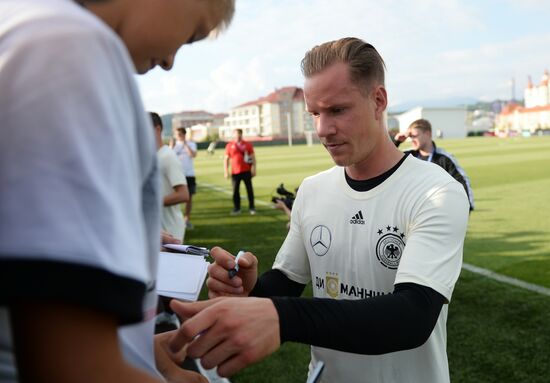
[151, 113, 189, 242]
[170, 38, 469, 383]
[0, 1, 234, 382]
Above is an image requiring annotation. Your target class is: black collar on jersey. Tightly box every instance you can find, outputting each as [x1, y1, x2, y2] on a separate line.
[345, 153, 409, 192]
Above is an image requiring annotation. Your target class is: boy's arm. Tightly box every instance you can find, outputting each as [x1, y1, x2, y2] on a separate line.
[163, 184, 189, 206]
[11, 302, 163, 383]
[163, 153, 188, 206]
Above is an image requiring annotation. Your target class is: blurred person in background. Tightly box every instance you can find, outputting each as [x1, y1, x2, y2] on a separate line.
[151, 113, 189, 242]
[171, 127, 198, 229]
[224, 128, 257, 215]
[394, 119, 474, 211]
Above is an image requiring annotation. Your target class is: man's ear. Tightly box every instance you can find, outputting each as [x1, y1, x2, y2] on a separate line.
[373, 85, 388, 121]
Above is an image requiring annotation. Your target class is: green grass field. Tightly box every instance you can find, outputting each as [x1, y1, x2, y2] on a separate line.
[184, 136, 550, 382]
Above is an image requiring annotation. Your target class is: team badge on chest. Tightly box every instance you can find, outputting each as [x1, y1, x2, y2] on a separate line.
[326, 272, 339, 298]
[375, 225, 406, 269]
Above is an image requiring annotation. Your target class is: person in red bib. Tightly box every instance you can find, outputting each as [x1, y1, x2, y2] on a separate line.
[224, 129, 257, 215]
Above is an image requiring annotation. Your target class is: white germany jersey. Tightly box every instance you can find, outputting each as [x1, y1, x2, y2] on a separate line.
[273, 155, 469, 383]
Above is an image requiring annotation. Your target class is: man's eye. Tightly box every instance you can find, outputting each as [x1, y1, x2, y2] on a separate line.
[331, 108, 344, 114]
[309, 112, 320, 118]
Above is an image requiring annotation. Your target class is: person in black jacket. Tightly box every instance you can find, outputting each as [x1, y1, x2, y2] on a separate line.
[394, 119, 474, 211]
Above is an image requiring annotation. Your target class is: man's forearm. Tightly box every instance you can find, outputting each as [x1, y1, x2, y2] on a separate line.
[271, 283, 445, 355]
[11, 303, 165, 383]
[250, 269, 305, 298]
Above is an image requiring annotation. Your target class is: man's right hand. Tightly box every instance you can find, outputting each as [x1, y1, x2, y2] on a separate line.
[206, 247, 258, 298]
[394, 132, 408, 143]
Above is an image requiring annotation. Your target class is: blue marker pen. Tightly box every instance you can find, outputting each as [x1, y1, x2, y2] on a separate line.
[228, 250, 245, 279]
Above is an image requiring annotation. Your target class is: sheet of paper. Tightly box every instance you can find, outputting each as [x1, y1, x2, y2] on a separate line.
[157, 252, 209, 301]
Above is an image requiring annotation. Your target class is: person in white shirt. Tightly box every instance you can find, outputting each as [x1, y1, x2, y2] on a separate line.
[169, 37, 469, 383]
[152, 113, 189, 242]
[0, 0, 234, 382]
[171, 127, 198, 229]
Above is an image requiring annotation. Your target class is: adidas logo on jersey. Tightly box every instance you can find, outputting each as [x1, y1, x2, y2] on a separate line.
[350, 210, 365, 225]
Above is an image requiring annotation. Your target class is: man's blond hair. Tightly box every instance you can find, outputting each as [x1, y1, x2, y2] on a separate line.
[408, 119, 432, 133]
[301, 37, 386, 95]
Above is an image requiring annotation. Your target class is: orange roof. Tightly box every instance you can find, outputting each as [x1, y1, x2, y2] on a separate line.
[500, 104, 550, 115]
[520, 104, 550, 113]
[234, 86, 303, 108]
[236, 100, 261, 108]
[500, 103, 522, 115]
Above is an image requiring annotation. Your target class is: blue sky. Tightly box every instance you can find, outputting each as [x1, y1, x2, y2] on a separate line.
[137, 0, 550, 115]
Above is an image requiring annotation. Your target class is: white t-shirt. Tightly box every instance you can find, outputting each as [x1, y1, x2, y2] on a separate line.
[173, 140, 197, 177]
[158, 145, 187, 241]
[273, 156, 469, 383]
[0, 0, 162, 380]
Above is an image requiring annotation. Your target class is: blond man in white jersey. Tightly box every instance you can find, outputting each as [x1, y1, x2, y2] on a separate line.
[170, 38, 469, 383]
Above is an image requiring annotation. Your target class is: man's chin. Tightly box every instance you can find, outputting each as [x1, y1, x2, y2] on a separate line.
[325, 152, 348, 167]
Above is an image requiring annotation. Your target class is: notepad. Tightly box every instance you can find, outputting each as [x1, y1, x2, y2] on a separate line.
[157, 251, 209, 301]
[162, 244, 209, 256]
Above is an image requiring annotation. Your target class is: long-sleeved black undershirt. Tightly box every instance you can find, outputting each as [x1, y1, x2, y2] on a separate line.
[249, 152, 447, 354]
[251, 269, 445, 354]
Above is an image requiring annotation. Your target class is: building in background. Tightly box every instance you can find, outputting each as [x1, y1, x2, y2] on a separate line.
[395, 106, 467, 139]
[496, 70, 550, 135]
[171, 111, 227, 142]
[172, 110, 216, 128]
[220, 86, 314, 140]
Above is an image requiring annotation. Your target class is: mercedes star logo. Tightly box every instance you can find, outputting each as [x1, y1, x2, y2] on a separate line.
[310, 225, 332, 256]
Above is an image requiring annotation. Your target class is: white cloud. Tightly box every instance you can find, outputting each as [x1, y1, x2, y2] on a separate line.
[397, 33, 550, 101]
[138, 1, 550, 115]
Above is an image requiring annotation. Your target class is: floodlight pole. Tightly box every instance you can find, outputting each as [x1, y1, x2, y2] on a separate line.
[287, 112, 293, 147]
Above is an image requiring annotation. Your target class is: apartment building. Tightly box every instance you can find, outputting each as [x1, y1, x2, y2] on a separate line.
[220, 86, 313, 140]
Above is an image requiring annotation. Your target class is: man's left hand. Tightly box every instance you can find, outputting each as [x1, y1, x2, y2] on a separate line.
[169, 297, 280, 377]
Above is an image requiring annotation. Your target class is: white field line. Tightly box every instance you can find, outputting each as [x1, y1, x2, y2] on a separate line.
[200, 182, 550, 297]
[462, 263, 550, 297]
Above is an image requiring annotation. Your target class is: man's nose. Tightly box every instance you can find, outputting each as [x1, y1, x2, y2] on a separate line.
[315, 115, 335, 137]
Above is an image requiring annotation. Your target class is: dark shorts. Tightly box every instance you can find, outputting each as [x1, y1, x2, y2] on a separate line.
[186, 176, 196, 195]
